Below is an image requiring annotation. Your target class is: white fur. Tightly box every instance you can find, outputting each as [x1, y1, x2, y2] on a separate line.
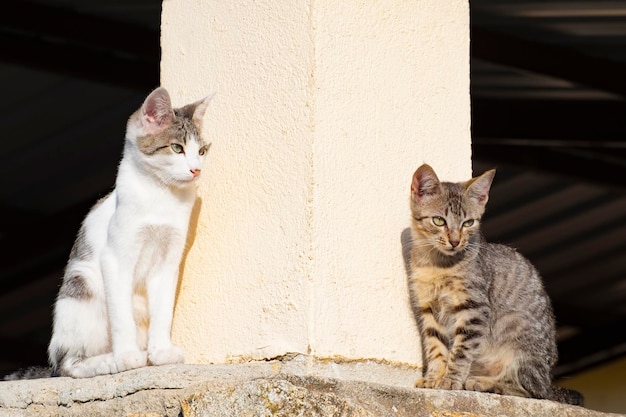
[48, 88, 211, 377]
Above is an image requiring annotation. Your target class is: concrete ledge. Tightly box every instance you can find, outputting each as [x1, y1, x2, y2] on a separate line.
[0, 355, 618, 417]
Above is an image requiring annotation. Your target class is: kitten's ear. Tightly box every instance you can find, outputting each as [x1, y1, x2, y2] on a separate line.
[192, 92, 215, 132]
[176, 92, 215, 134]
[411, 164, 441, 201]
[466, 169, 495, 206]
[140, 87, 175, 134]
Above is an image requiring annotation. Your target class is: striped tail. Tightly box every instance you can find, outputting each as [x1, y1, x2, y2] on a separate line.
[2, 366, 54, 380]
[551, 385, 584, 406]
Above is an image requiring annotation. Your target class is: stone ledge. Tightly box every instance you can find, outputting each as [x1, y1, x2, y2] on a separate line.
[0, 355, 620, 417]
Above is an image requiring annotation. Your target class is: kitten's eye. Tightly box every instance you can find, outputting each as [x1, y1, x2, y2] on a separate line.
[199, 146, 207, 156]
[171, 143, 184, 154]
[463, 219, 475, 227]
[432, 217, 446, 226]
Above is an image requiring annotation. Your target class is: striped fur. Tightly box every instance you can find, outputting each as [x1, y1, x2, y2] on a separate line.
[408, 164, 583, 406]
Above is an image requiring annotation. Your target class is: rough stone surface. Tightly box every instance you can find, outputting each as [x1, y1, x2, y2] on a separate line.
[0, 355, 621, 417]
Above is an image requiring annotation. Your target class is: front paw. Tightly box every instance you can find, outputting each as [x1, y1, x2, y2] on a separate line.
[415, 377, 439, 389]
[437, 377, 463, 390]
[465, 376, 503, 394]
[415, 376, 462, 390]
[114, 350, 148, 373]
[148, 345, 185, 366]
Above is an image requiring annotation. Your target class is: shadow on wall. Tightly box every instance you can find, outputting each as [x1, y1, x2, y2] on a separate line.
[400, 227, 428, 372]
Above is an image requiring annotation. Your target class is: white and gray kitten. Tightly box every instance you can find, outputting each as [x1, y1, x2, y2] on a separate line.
[7, 87, 212, 379]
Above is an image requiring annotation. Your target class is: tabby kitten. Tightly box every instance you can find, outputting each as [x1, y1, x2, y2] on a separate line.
[408, 163, 583, 405]
[44, 87, 213, 378]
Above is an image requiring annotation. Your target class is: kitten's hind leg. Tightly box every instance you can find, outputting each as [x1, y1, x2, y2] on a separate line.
[465, 375, 502, 394]
[465, 375, 528, 397]
[517, 360, 553, 400]
[58, 353, 118, 378]
[58, 351, 148, 378]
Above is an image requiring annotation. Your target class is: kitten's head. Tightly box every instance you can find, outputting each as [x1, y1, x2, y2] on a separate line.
[126, 87, 214, 188]
[410, 164, 495, 257]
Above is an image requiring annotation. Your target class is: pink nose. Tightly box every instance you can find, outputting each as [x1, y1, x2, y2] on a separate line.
[191, 169, 201, 177]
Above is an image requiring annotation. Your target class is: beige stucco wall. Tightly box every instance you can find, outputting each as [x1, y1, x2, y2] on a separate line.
[161, 0, 471, 368]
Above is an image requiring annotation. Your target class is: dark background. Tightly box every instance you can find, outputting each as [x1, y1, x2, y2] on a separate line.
[2, 0, 626, 385]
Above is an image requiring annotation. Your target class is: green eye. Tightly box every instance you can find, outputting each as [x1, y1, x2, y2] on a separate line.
[463, 219, 475, 227]
[171, 143, 184, 154]
[432, 217, 446, 226]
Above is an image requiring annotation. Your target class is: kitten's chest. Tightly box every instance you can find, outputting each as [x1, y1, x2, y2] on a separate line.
[117, 179, 194, 222]
[105, 186, 195, 243]
[411, 266, 470, 310]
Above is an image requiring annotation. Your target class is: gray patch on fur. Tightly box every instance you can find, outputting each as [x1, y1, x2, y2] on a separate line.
[58, 275, 93, 300]
[141, 225, 175, 258]
[133, 225, 177, 280]
[137, 107, 206, 156]
[49, 345, 88, 378]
